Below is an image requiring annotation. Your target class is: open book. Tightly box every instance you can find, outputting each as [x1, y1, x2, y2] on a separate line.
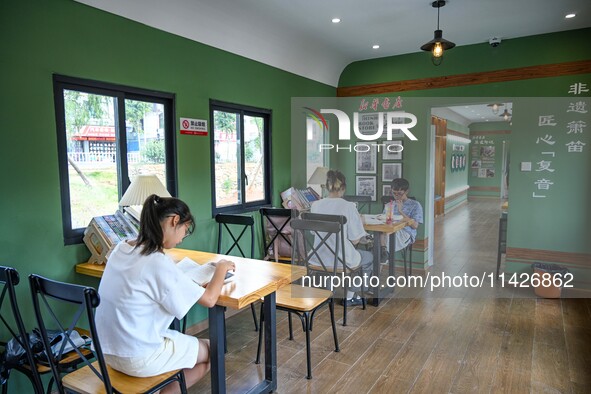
[176, 257, 234, 286]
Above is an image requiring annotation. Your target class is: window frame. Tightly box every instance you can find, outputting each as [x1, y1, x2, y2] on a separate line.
[53, 74, 177, 245]
[209, 100, 272, 216]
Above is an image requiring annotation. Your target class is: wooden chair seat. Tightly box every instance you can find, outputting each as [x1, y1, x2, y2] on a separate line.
[63, 362, 183, 394]
[275, 284, 333, 312]
[307, 263, 360, 275]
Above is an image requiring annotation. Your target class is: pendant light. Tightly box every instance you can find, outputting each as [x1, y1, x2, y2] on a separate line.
[499, 104, 512, 122]
[420, 0, 455, 66]
[487, 103, 504, 115]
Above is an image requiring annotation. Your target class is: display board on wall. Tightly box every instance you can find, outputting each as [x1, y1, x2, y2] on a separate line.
[470, 136, 496, 178]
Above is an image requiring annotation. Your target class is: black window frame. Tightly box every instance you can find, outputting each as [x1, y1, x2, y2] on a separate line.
[210, 100, 272, 216]
[53, 74, 177, 245]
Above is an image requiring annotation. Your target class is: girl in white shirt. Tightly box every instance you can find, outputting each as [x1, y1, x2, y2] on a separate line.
[310, 170, 373, 306]
[95, 194, 235, 394]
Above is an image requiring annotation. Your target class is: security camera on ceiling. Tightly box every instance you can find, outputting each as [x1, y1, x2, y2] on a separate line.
[489, 37, 501, 47]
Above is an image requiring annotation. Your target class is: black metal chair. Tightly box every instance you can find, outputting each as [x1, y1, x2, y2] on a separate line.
[260, 207, 295, 264]
[29, 274, 187, 394]
[254, 283, 338, 379]
[343, 195, 372, 213]
[381, 195, 415, 277]
[0, 266, 44, 394]
[215, 214, 258, 337]
[297, 213, 366, 326]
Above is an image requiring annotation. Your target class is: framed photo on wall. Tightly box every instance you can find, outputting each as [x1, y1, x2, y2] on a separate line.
[381, 162, 402, 182]
[356, 148, 377, 174]
[356, 176, 376, 201]
[382, 140, 403, 160]
[383, 184, 392, 198]
[357, 112, 405, 139]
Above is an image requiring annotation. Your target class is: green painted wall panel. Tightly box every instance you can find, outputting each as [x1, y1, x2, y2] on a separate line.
[1, 2, 334, 390]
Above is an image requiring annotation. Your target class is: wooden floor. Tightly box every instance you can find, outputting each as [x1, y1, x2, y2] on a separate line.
[190, 198, 591, 394]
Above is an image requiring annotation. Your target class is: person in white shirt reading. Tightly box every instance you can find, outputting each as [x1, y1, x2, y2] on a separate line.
[310, 170, 373, 306]
[95, 194, 235, 394]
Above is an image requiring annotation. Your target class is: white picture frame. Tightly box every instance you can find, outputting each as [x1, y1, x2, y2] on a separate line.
[382, 184, 392, 198]
[356, 148, 377, 174]
[382, 140, 403, 160]
[356, 176, 376, 201]
[381, 162, 403, 182]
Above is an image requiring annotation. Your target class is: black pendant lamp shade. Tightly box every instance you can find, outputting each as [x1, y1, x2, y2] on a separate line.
[420, 0, 455, 65]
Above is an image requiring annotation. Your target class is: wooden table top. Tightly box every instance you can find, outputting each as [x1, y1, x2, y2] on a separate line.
[363, 220, 408, 234]
[76, 248, 306, 310]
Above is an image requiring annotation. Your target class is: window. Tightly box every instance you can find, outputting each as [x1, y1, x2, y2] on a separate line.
[53, 75, 176, 244]
[306, 116, 328, 195]
[210, 100, 271, 215]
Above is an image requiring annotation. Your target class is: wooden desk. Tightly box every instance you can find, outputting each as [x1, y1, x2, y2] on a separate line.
[363, 220, 408, 306]
[76, 248, 305, 394]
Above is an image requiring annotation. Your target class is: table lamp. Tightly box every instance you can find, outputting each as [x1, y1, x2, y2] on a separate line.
[307, 166, 329, 197]
[119, 174, 171, 218]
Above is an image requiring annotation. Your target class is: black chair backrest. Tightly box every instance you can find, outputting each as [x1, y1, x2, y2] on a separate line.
[28, 274, 108, 394]
[260, 208, 295, 260]
[215, 214, 255, 258]
[0, 266, 43, 393]
[291, 214, 351, 274]
[343, 195, 372, 213]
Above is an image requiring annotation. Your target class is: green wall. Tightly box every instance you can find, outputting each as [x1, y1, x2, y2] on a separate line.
[338, 28, 591, 280]
[0, 1, 334, 390]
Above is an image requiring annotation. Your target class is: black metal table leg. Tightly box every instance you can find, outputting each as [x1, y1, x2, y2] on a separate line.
[209, 305, 226, 394]
[263, 291, 277, 391]
[370, 231, 382, 306]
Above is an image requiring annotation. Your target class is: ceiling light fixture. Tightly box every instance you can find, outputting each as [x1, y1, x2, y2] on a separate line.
[420, 0, 455, 66]
[331, 18, 341, 23]
[487, 103, 504, 115]
[565, 13, 576, 19]
[499, 104, 512, 122]
[372, 44, 380, 49]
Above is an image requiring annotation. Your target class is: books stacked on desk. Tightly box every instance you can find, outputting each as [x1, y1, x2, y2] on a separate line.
[280, 187, 320, 210]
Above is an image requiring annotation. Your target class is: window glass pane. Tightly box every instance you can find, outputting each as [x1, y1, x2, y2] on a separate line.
[244, 115, 266, 203]
[126, 100, 167, 186]
[64, 90, 118, 229]
[306, 117, 327, 195]
[213, 110, 240, 207]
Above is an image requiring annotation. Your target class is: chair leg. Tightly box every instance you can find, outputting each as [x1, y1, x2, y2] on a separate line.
[360, 287, 366, 310]
[409, 245, 413, 276]
[342, 284, 348, 327]
[288, 312, 294, 340]
[255, 304, 264, 364]
[402, 247, 408, 278]
[251, 303, 259, 332]
[329, 299, 340, 352]
[303, 312, 312, 379]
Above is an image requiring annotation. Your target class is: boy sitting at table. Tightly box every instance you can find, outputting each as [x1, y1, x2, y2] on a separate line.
[381, 178, 423, 262]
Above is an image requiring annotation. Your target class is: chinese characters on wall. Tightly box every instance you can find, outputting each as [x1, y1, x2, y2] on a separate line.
[532, 83, 588, 198]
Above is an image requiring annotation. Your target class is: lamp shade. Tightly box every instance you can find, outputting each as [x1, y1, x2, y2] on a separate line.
[119, 174, 171, 207]
[307, 166, 329, 185]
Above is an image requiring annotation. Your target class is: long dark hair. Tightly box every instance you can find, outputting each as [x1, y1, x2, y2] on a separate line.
[135, 194, 195, 255]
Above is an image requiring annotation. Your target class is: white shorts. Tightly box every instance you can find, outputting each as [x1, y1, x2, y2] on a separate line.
[387, 230, 412, 252]
[104, 330, 199, 377]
